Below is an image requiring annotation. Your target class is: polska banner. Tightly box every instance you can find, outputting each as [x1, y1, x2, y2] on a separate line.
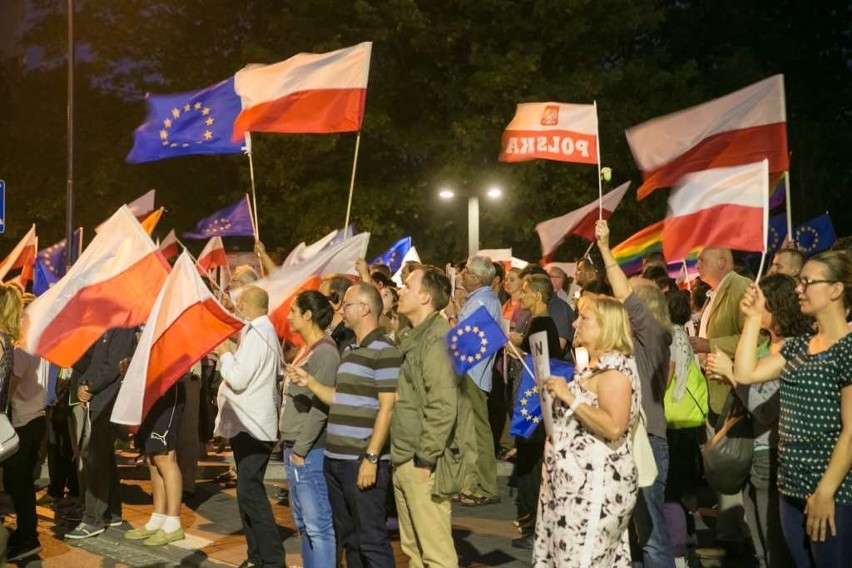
[499, 102, 598, 164]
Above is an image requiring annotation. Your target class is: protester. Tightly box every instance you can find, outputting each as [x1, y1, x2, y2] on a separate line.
[392, 266, 460, 567]
[213, 286, 284, 567]
[492, 261, 510, 304]
[125, 376, 186, 546]
[319, 274, 357, 352]
[535, 292, 640, 566]
[710, 251, 852, 566]
[547, 265, 572, 305]
[454, 256, 502, 506]
[767, 247, 804, 277]
[281, 290, 339, 568]
[176, 366, 202, 501]
[289, 282, 399, 567]
[65, 327, 137, 540]
[502, 267, 528, 331]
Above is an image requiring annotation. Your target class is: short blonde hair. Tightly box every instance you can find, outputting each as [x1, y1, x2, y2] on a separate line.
[577, 294, 633, 356]
[0, 284, 23, 341]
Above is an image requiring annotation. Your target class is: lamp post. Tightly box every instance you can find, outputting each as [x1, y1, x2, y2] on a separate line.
[439, 186, 502, 256]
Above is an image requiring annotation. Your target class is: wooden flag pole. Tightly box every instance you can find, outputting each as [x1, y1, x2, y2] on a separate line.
[682, 258, 692, 291]
[244, 133, 260, 241]
[343, 132, 363, 236]
[594, 100, 603, 219]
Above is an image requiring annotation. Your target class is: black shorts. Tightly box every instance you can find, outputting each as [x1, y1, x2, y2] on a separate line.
[137, 382, 186, 454]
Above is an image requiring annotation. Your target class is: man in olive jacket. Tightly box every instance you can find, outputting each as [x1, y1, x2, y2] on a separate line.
[391, 266, 460, 568]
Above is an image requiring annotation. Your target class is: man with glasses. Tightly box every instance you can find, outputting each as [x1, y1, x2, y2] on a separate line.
[290, 282, 400, 567]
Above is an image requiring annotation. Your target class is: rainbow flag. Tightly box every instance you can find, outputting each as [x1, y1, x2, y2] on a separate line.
[611, 220, 664, 275]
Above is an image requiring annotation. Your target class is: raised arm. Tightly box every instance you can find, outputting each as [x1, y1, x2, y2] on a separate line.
[595, 220, 631, 301]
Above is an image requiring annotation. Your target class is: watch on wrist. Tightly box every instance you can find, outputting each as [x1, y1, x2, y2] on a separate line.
[364, 452, 379, 464]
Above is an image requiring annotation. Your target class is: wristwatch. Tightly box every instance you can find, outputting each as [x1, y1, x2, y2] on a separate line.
[364, 452, 379, 464]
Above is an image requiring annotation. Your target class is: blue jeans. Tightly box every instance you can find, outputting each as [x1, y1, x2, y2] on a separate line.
[283, 448, 335, 568]
[324, 457, 394, 568]
[634, 434, 676, 568]
[780, 494, 852, 567]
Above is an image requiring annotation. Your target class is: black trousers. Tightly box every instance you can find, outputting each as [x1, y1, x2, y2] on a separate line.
[515, 440, 544, 523]
[82, 410, 121, 527]
[231, 432, 284, 567]
[5, 416, 46, 546]
[47, 405, 78, 499]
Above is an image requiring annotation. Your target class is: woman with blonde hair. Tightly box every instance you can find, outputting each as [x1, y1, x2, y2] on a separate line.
[534, 293, 640, 566]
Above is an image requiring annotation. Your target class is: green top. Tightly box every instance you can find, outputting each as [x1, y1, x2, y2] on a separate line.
[778, 333, 852, 504]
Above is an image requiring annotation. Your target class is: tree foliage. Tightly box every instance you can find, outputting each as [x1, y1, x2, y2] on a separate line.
[1, 0, 849, 264]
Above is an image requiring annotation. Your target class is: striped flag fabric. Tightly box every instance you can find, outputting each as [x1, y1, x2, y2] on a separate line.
[499, 102, 598, 164]
[196, 236, 229, 274]
[111, 252, 243, 426]
[22, 207, 170, 367]
[627, 75, 788, 199]
[662, 161, 769, 261]
[232, 42, 372, 139]
[159, 230, 179, 261]
[0, 224, 37, 284]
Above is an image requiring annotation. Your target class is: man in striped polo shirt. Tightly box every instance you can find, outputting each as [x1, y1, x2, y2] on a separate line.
[290, 282, 400, 567]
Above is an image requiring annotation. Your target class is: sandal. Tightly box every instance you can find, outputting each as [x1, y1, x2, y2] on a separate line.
[458, 493, 501, 507]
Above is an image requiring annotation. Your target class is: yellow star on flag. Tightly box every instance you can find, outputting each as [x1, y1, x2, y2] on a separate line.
[171, 108, 180, 118]
[204, 130, 213, 140]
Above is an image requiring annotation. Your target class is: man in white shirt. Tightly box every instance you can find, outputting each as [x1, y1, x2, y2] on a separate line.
[214, 286, 284, 568]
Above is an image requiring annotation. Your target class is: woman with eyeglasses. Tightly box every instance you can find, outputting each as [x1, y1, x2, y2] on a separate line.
[708, 251, 852, 566]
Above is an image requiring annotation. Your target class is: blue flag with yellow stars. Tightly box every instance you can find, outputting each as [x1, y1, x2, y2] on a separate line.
[126, 77, 244, 163]
[371, 236, 411, 274]
[794, 213, 836, 255]
[184, 195, 255, 239]
[510, 355, 574, 439]
[33, 228, 84, 296]
[446, 306, 507, 376]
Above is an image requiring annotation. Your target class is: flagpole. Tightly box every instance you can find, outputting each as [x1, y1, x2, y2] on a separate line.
[244, 133, 260, 241]
[65, 0, 76, 266]
[682, 258, 691, 291]
[783, 170, 792, 241]
[594, 100, 603, 219]
[343, 132, 362, 235]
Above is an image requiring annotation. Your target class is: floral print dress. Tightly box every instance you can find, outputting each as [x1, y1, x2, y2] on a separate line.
[533, 352, 641, 567]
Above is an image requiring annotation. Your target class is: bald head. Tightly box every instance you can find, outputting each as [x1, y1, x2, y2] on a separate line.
[237, 285, 269, 319]
[769, 248, 804, 277]
[697, 247, 734, 289]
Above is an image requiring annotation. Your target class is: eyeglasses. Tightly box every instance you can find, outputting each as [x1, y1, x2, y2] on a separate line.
[795, 278, 839, 292]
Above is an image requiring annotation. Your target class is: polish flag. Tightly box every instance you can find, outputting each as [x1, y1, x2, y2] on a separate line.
[627, 75, 787, 199]
[95, 189, 157, 233]
[196, 236, 229, 274]
[499, 102, 598, 164]
[0, 224, 38, 283]
[662, 160, 768, 261]
[255, 232, 370, 340]
[159, 230, 179, 261]
[281, 229, 339, 268]
[22, 207, 171, 367]
[535, 181, 631, 258]
[232, 42, 372, 139]
[111, 252, 244, 426]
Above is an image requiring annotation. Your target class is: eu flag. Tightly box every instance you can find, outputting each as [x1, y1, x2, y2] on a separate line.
[126, 77, 244, 163]
[510, 356, 574, 438]
[33, 228, 83, 296]
[446, 306, 507, 376]
[794, 213, 836, 254]
[371, 237, 412, 274]
[767, 213, 787, 254]
[183, 195, 255, 239]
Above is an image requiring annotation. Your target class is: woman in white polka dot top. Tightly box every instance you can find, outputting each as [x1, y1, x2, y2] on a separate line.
[708, 251, 852, 567]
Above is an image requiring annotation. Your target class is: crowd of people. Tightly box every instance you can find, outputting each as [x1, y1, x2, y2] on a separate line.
[0, 225, 850, 568]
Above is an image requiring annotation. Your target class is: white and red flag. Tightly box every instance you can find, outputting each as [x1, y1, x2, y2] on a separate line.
[22, 207, 170, 367]
[281, 229, 339, 268]
[159, 230, 179, 261]
[256, 232, 370, 342]
[96, 189, 157, 233]
[196, 236, 229, 274]
[662, 160, 769, 261]
[111, 252, 243, 426]
[232, 42, 372, 139]
[0, 224, 37, 284]
[535, 181, 631, 258]
[627, 75, 787, 199]
[499, 102, 598, 164]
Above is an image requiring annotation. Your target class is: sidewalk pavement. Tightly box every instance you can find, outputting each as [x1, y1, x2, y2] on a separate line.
[4, 450, 531, 567]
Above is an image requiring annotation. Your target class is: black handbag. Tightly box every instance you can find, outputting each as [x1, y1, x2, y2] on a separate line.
[702, 390, 753, 494]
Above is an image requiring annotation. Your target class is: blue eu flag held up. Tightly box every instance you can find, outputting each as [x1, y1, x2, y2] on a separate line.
[371, 237, 412, 274]
[183, 195, 256, 239]
[510, 356, 574, 439]
[447, 306, 507, 376]
[127, 77, 244, 163]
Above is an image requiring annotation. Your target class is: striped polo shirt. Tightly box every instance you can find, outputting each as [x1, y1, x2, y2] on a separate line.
[325, 328, 401, 461]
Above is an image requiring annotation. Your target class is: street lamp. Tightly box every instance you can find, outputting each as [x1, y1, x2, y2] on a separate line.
[438, 185, 502, 256]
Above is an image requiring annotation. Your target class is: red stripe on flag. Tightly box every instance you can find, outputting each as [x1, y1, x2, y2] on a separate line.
[34, 252, 170, 367]
[232, 88, 367, 140]
[141, 298, 243, 423]
[637, 122, 788, 199]
[268, 276, 323, 345]
[571, 208, 616, 242]
[663, 203, 764, 261]
[499, 129, 598, 164]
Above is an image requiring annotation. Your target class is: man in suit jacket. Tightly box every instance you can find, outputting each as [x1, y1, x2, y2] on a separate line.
[65, 327, 137, 540]
[690, 247, 752, 557]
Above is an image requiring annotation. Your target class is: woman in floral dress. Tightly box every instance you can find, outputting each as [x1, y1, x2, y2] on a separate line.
[535, 293, 640, 567]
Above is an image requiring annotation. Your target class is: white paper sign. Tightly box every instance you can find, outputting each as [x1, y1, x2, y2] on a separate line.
[529, 330, 554, 437]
